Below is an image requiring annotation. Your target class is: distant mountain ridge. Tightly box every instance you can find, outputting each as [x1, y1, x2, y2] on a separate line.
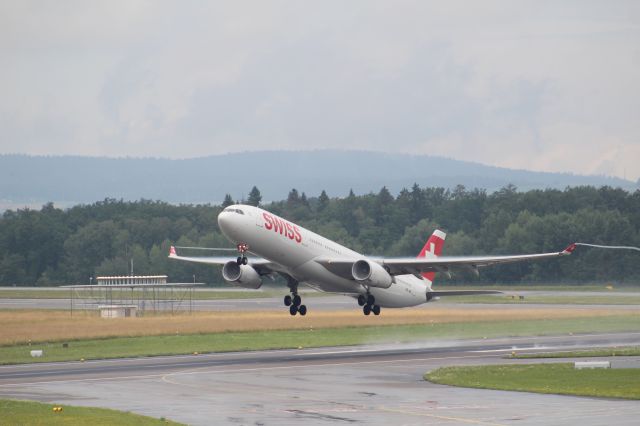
[0, 151, 636, 207]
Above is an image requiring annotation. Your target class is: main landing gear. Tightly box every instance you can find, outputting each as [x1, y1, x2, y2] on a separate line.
[284, 277, 307, 316]
[357, 293, 381, 316]
[236, 243, 249, 265]
[284, 293, 307, 316]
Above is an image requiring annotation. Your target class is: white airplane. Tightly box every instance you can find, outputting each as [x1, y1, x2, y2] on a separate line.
[169, 204, 577, 316]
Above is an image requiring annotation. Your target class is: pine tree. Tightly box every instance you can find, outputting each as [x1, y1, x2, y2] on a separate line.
[317, 190, 329, 211]
[221, 194, 234, 208]
[300, 192, 309, 207]
[247, 186, 262, 207]
[287, 188, 300, 205]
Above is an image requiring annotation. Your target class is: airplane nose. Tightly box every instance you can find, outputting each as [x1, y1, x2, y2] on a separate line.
[218, 212, 231, 233]
[218, 211, 242, 241]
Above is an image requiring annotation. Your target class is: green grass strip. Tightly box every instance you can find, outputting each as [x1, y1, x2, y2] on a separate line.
[0, 399, 184, 425]
[2, 315, 639, 365]
[446, 295, 640, 305]
[425, 363, 640, 400]
[511, 346, 640, 359]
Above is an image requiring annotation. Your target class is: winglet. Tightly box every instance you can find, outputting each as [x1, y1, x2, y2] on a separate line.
[562, 243, 577, 255]
[169, 246, 177, 257]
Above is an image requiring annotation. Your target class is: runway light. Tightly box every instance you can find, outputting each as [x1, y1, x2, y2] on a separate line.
[193, 352, 199, 355]
[80, 358, 85, 362]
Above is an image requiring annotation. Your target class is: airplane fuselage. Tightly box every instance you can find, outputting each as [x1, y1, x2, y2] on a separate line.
[218, 205, 430, 308]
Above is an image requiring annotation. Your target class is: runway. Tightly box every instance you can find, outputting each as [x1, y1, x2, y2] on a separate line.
[1, 332, 639, 425]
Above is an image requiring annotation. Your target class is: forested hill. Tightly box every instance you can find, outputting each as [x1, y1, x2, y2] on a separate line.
[1, 152, 637, 207]
[1, 185, 638, 286]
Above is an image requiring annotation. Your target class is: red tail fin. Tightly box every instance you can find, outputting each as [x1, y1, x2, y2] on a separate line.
[417, 230, 446, 282]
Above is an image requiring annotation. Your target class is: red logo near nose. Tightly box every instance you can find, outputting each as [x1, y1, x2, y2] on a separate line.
[263, 212, 302, 243]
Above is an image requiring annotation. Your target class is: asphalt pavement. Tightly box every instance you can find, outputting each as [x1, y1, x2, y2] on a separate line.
[1, 331, 639, 425]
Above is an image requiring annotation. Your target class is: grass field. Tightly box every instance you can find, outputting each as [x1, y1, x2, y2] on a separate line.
[425, 363, 640, 399]
[510, 346, 640, 359]
[447, 294, 640, 305]
[0, 399, 183, 425]
[0, 306, 632, 346]
[2, 313, 639, 364]
[447, 284, 636, 292]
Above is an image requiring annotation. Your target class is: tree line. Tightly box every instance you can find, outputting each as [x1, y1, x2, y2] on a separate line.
[0, 184, 638, 286]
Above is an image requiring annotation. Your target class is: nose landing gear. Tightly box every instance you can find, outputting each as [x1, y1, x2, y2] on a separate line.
[236, 243, 249, 265]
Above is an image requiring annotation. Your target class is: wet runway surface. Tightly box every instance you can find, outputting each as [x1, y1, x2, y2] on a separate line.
[1, 332, 639, 425]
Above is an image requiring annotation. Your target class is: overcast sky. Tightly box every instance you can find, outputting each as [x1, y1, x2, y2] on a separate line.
[1, 1, 639, 180]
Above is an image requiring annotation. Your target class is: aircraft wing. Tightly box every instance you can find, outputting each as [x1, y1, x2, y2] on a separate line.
[168, 248, 276, 275]
[316, 244, 577, 278]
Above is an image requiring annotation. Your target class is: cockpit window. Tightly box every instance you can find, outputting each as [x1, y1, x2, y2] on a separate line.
[223, 207, 245, 215]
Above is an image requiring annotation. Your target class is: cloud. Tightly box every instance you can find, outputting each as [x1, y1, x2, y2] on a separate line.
[0, 0, 638, 180]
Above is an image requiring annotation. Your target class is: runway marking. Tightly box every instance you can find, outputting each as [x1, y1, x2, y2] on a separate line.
[378, 406, 506, 426]
[0, 353, 500, 387]
[470, 346, 559, 353]
[0, 347, 294, 370]
[159, 353, 507, 381]
[297, 348, 386, 356]
[0, 372, 166, 387]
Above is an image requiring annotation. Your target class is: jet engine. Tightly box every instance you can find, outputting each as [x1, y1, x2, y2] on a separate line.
[351, 259, 393, 289]
[222, 261, 263, 289]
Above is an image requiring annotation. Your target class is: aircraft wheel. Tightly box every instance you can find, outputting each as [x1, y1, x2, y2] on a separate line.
[367, 294, 375, 305]
[363, 305, 371, 316]
[289, 305, 298, 316]
[372, 305, 381, 315]
[293, 294, 302, 307]
[236, 256, 243, 265]
[242, 257, 248, 265]
[284, 295, 292, 306]
[357, 295, 366, 306]
[298, 305, 307, 316]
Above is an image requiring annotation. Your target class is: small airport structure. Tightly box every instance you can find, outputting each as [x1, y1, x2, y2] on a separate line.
[64, 275, 203, 317]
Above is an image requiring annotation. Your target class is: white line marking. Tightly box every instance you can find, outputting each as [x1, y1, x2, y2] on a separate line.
[471, 346, 559, 353]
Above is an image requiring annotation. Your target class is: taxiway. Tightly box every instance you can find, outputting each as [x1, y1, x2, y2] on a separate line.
[1, 332, 639, 425]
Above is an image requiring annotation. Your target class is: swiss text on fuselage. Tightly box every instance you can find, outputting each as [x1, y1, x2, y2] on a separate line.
[263, 212, 302, 243]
